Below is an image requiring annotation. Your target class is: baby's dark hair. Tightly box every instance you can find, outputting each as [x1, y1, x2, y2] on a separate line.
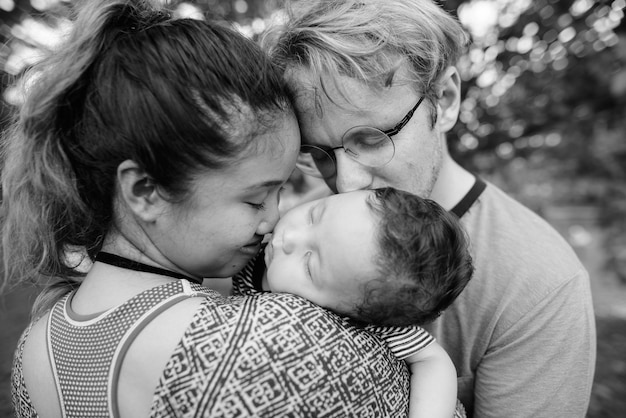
[354, 187, 474, 327]
[1, 0, 293, 311]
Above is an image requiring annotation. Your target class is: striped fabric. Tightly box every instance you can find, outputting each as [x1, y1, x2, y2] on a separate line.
[365, 324, 434, 360]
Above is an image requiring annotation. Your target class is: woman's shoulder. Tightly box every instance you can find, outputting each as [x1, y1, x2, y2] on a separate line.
[197, 291, 367, 341]
[131, 290, 343, 352]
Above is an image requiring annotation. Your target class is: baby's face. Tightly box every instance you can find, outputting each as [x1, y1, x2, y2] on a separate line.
[264, 190, 380, 315]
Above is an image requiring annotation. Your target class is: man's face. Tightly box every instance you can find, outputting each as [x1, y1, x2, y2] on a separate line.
[287, 67, 447, 199]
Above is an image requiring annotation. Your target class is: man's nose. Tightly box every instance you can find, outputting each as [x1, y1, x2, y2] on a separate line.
[333, 151, 373, 193]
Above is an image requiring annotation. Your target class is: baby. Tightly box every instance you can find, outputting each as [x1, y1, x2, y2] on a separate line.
[233, 187, 473, 418]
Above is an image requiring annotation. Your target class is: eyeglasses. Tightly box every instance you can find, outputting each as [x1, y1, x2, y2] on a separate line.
[296, 96, 425, 178]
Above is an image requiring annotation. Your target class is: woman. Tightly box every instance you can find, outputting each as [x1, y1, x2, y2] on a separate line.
[2, 1, 409, 416]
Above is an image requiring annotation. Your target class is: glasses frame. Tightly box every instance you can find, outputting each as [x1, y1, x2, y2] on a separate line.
[297, 96, 425, 178]
[378, 95, 425, 138]
[327, 95, 425, 154]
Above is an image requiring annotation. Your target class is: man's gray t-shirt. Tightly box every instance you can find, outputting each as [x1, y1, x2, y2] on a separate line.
[426, 180, 596, 418]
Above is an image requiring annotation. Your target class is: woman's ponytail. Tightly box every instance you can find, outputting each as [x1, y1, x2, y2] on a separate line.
[0, 0, 170, 317]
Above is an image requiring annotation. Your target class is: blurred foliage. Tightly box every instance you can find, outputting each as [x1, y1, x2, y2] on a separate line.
[1, 0, 625, 271]
[445, 0, 625, 207]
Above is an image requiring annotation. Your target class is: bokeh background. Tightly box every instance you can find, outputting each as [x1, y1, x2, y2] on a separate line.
[1, 0, 625, 416]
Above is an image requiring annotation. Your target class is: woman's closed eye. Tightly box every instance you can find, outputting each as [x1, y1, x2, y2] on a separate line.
[248, 201, 266, 210]
[248, 186, 286, 211]
[246, 191, 271, 211]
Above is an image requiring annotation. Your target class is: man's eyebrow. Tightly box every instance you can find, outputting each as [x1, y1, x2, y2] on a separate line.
[299, 131, 318, 146]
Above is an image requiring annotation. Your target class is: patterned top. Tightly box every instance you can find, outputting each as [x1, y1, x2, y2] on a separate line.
[233, 252, 435, 360]
[12, 279, 411, 417]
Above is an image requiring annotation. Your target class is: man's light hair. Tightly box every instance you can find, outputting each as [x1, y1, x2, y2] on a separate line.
[263, 0, 470, 122]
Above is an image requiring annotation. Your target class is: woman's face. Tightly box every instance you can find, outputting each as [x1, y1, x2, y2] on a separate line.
[152, 111, 300, 279]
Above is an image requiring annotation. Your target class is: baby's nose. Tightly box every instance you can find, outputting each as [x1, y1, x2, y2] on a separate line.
[281, 228, 299, 254]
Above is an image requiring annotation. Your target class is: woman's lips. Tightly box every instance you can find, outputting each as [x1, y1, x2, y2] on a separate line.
[240, 240, 262, 256]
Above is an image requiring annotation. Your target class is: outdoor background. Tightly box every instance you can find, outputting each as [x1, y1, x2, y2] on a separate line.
[1, 0, 625, 416]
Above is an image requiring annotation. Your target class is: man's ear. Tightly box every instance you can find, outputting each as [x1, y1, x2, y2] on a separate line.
[436, 66, 462, 132]
[117, 160, 164, 223]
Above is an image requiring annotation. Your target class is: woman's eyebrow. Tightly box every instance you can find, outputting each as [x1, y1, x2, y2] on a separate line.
[243, 180, 284, 191]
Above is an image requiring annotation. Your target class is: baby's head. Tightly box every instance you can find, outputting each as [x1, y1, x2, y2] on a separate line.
[264, 188, 473, 326]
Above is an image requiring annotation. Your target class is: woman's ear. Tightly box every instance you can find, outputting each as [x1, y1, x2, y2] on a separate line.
[436, 66, 462, 133]
[117, 160, 164, 223]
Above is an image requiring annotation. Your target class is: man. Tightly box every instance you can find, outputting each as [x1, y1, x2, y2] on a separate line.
[264, 0, 596, 416]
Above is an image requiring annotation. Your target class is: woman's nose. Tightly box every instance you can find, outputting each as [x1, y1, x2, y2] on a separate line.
[257, 200, 281, 236]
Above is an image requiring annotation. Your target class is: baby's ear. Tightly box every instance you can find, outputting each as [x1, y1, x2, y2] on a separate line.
[116, 160, 165, 223]
[436, 66, 462, 132]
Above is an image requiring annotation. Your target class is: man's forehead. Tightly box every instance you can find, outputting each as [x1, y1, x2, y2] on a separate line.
[286, 62, 417, 110]
[287, 68, 377, 119]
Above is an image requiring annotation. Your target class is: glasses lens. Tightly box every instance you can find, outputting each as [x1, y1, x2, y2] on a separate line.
[342, 127, 395, 167]
[296, 145, 336, 178]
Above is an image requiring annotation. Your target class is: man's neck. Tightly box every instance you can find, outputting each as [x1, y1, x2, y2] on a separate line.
[429, 156, 476, 211]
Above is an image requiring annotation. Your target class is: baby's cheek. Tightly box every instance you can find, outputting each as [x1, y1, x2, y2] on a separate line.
[265, 266, 281, 292]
